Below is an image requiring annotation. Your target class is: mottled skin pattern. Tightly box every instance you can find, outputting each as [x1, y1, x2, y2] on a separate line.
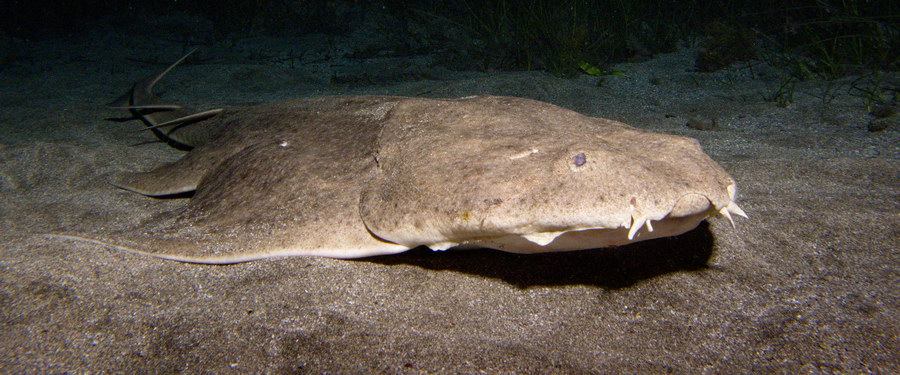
[359, 95, 743, 252]
[58, 52, 746, 263]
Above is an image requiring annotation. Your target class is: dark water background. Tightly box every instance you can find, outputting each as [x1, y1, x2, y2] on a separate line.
[3, 0, 896, 79]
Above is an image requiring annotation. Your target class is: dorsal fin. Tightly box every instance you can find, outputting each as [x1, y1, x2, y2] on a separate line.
[132, 108, 224, 132]
[110, 104, 184, 110]
[133, 48, 198, 100]
[112, 49, 224, 149]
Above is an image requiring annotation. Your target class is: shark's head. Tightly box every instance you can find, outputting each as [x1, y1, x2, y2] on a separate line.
[360, 96, 746, 253]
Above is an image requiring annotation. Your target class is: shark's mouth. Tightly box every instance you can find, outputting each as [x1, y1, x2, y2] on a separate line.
[367, 184, 747, 254]
[424, 209, 711, 253]
[426, 191, 746, 254]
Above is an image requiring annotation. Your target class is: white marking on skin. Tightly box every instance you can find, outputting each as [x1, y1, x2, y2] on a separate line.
[279, 141, 289, 147]
[727, 183, 737, 200]
[509, 148, 539, 160]
[428, 241, 457, 251]
[522, 231, 566, 246]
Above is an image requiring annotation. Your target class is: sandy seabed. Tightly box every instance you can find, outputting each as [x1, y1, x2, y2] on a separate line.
[0, 32, 897, 372]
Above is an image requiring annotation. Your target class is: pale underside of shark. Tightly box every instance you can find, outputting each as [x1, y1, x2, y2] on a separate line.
[57, 51, 747, 264]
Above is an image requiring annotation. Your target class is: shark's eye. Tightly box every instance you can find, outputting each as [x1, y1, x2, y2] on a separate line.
[573, 152, 587, 167]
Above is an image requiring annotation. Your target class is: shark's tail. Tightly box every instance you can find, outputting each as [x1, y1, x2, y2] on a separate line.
[110, 49, 223, 149]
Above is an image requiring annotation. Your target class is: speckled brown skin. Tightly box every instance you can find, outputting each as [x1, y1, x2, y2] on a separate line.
[65, 93, 744, 263]
[74, 96, 414, 262]
[360, 96, 739, 251]
[62, 53, 744, 263]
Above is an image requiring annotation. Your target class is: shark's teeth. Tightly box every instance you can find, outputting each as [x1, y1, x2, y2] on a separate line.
[645, 219, 654, 232]
[522, 231, 566, 246]
[628, 214, 647, 240]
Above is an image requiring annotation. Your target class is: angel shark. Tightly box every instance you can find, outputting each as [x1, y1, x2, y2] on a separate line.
[57, 50, 747, 263]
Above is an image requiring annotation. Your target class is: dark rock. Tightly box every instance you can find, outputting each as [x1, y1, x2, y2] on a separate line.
[686, 117, 719, 131]
[867, 116, 897, 132]
[870, 103, 896, 119]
